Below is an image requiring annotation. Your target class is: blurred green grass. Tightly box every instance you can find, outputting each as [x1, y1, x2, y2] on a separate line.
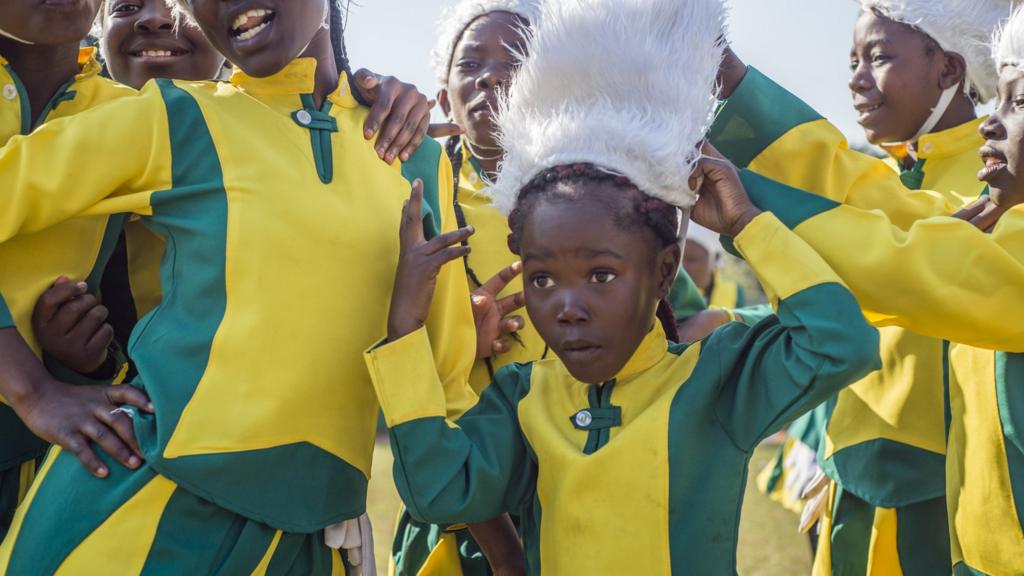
[366, 439, 811, 574]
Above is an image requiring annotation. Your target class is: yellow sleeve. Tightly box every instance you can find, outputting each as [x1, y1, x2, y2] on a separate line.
[710, 67, 959, 228]
[0, 83, 173, 241]
[738, 169, 1024, 352]
[423, 147, 480, 420]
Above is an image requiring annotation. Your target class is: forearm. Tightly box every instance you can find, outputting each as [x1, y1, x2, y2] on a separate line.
[0, 328, 55, 409]
[468, 515, 525, 575]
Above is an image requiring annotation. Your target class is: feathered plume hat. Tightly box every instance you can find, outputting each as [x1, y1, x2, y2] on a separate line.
[432, 0, 542, 87]
[995, 3, 1024, 72]
[860, 0, 1013, 103]
[487, 0, 726, 215]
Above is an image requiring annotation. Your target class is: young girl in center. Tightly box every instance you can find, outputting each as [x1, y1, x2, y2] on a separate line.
[0, 0, 479, 572]
[369, 0, 880, 573]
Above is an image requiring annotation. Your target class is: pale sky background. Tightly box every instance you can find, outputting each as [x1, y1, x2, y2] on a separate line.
[344, 0, 871, 143]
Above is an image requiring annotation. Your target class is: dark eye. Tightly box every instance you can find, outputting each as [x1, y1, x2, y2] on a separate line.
[849, 59, 859, 72]
[531, 274, 554, 289]
[456, 60, 480, 71]
[870, 53, 890, 65]
[590, 271, 617, 284]
[110, 1, 141, 15]
[1013, 96, 1024, 110]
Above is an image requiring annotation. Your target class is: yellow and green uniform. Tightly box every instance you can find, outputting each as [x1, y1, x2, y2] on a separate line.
[0, 59, 476, 574]
[390, 147, 549, 576]
[369, 212, 881, 575]
[0, 48, 136, 540]
[709, 68, 1024, 575]
[705, 271, 745, 310]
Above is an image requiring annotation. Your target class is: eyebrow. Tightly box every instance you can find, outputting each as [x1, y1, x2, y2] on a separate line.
[522, 247, 625, 263]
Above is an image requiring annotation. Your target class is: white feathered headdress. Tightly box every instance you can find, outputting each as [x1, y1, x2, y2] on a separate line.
[487, 0, 726, 215]
[995, 3, 1024, 72]
[432, 0, 542, 86]
[860, 0, 1013, 103]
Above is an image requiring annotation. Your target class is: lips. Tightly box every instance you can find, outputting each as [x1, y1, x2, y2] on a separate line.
[854, 101, 884, 124]
[469, 97, 497, 117]
[127, 41, 190, 59]
[230, 7, 276, 42]
[978, 146, 1009, 182]
[558, 340, 603, 363]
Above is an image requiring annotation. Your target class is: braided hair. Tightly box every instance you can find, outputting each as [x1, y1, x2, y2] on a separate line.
[507, 163, 682, 343]
[328, 0, 351, 74]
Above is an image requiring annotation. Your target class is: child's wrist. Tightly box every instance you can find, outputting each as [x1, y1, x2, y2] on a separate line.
[729, 208, 763, 237]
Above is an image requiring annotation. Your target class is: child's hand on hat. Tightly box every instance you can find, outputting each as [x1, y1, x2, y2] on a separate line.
[690, 143, 762, 238]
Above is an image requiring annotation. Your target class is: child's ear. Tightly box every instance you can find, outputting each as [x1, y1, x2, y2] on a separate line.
[939, 52, 968, 91]
[438, 89, 453, 118]
[656, 244, 682, 299]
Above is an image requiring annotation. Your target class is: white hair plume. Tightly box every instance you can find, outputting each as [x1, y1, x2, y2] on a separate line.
[488, 0, 726, 215]
[860, 0, 1014, 102]
[432, 0, 542, 87]
[996, 3, 1024, 72]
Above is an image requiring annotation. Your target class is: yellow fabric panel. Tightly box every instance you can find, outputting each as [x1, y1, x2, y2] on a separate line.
[162, 72, 472, 475]
[825, 326, 946, 457]
[866, 507, 902, 576]
[792, 206, 1024, 352]
[747, 118, 959, 229]
[517, 333, 701, 575]
[330, 549, 346, 576]
[417, 532, 463, 576]
[15, 459, 34, 505]
[56, 474, 177, 574]
[0, 448, 59, 566]
[946, 345, 1024, 573]
[812, 482, 836, 576]
[733, 212, 845, 305]
[125, 218, 165, 320]
[915, 119, 988, 206]
[366, 328, 448, 428]
[707, 274, 740, 310]
[755, 438, 804, 515]
[0, 50, 139, 363]
[250, 530, 283, 576]
[458, 150, 545, 394]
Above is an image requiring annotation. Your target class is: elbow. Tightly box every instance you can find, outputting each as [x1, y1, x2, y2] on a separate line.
[839, 322, 882, 382]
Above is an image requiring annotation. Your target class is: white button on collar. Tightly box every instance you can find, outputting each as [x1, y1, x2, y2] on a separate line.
[2, 84, 17, 101]
[296, 110, 313, 126]
[921, 142, 935, 154]
[468, 172, 479, 186]
[574, 410, 593, 427]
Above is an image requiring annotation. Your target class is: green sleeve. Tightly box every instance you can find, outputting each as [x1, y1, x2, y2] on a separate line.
[710, 211, 880, 451]
[0, 295, 12, 330]
[389, 365, 535, 525]
[669, 270, 707, 321]
[733, 303, 773, 327]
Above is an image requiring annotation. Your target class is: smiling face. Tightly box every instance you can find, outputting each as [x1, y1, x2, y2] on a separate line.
[0, 0, 102, 45]
[102, 0, 224, 89]
[440, 11, 529, 152]
[185, 0, 326, 77]
[978, 66, 1024, 208]
[849, 10, 948, 144]
[517, 180, 680, 384]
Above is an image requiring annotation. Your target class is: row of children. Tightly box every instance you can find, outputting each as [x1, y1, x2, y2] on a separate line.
[0, 0, 1020, 575]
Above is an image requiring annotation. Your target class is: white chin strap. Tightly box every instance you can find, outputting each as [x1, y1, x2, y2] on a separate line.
[0, 28, 34, 45]
[909, 84, 960, 142]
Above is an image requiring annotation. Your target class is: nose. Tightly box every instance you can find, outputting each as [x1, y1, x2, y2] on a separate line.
[848, 61, 873, 94]
[555, 291, 590, 325]
[980, 112, 1005, 141]
[135, 8, 175, 33]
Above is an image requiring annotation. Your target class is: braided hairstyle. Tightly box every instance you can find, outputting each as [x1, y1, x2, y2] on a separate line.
[328, 0, 351, 74]
[507, 163, 682, 343]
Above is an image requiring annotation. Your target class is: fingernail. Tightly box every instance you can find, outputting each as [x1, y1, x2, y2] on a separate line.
[147, 403, 155, 412]
[97, 467, 109, 477]
[76, 282, 88, 291]
[129, 456, 141, 468]
[386, 153, 396, 163]
[401, 152, 410, 162]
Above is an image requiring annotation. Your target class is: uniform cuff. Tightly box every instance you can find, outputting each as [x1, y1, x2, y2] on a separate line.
[734, 212, 844, 304]
[365, 327, 448, 428]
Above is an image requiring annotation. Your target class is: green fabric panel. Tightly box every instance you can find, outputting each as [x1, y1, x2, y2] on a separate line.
[0, 293, 13, 329]
[712, 282, 880, 451]
[943, 342, 952, 442]
[0, 403, 47, 469]
[739, 169, 843, 231]
[822, 439, 946, 508]
[265, 531, 337, 576]
[994, 352, 1024, 531]
[762, 445, 786, 494]
[953, 562, 991, 575]
[1, 460, 22, 541]
[519, 445, 542, 576]
[669, 269, 707, 322]
[401, 138, 444, 240]
[788, 404, 826, 452]
[84, 214, 129, 292]
[895, 495, 951, 576]
[390, 513, 490, 576]
[2, 63, 31, 135]
[32, 77, 77, 130]
[389, 363, 534, 527]
[734, 304, 774, 327]
[140, 487, 273, 576]
[6, 449, 157, 574]
[707, 66, 822, 169]
[735, 284, 747, 308]
[829, 485, 873, 576]
[141, 436, 369, 533]
[667, 339, 751, 574]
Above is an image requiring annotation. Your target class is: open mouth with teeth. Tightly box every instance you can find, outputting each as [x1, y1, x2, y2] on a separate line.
[132, 49, 188, 58]
[231, 8, 276, 42]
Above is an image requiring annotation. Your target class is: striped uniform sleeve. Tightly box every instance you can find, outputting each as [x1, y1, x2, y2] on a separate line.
[402, 139, 480, 420]
[365, 328, 533, 525]
[710, 212, 881, 451]
[738, 169, 1024, 352]
[709, 67, 959, 228]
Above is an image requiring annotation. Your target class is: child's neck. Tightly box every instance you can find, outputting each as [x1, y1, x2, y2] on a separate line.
[298, 28, 339, 109]
[903, 95, 977, 169]
[0, 39, 81, 127]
